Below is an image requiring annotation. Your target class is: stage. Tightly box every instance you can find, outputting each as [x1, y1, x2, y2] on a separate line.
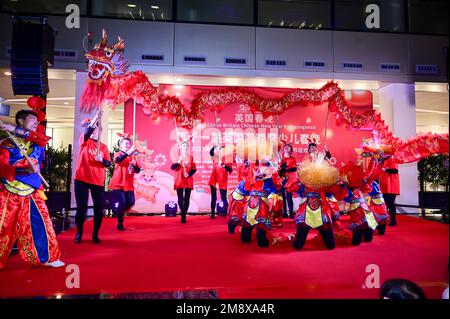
[0, 215, 448, 299]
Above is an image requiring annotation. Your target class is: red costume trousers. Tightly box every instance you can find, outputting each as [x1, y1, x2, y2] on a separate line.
[0, 187, 61, 269]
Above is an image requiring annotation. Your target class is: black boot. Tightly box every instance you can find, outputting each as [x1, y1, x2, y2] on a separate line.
[181, 213, 187, 224]
[377, 224, 386, 235]
[228, 222, 237, 234]
[117, 212, 125, 230]
[388, 212, 397, 226]
[211, 211, 216, 219]
[289, 211, 295, 219]
[241, 226, 253, 243]
[319, 228, 335, 249]
[282, 210, 288, 218]
[293, 225, 310, 250]
[363, 227, 374, 242]
[256, 228, 270, 247]
[92, 232, 101, 244]
[74, 228, 83, 243]
[352, 229, 363, 246]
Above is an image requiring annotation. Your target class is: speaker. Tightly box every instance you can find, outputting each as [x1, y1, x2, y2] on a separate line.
[10, 17, 55, 96]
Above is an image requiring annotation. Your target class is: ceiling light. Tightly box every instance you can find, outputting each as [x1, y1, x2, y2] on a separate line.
[128, 4, 136, 8]
[151, 5, 159, 9]
[4, 71, 11, 76]
[64, 102, 69, 105]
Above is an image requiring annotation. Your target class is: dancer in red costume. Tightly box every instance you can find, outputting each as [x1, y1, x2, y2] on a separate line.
[288, 145, 342, 250]
[364, 156, 391, 235]
[227, 155, 251, 233]
[240, 161, 277, 247]
[171, 140, 196, 223]
[0, 110, 64, 269]
[74, 110, 111, 243]
[379, 156, 400, 226]
[109, 133, 141, 230]
[279, 143, 298, 219]
[336, 162, 381, 245]
[208, 144, 232, 219]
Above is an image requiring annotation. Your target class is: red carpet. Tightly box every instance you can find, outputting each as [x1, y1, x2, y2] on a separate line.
[0, 215, 448, 299]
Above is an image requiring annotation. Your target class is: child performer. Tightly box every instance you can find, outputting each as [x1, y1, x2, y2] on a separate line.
[171, 139, 196, 224]
[109, 133, 141, 230]
[227, 155, 251, 233]
[74, 110, 111, 243]
[0, 110, 64, 268]
[209, 144, 232, 219]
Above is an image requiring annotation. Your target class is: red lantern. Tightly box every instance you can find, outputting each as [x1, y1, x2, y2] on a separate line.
[36, 124, 46, 134]
[34, 110, 46, 122]
[27, 96, 46, 109]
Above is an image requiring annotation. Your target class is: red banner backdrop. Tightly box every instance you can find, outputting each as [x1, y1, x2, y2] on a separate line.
[124, 85, 372, 213]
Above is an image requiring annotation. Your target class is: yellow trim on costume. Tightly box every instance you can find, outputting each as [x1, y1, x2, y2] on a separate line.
[365, 211, 378, 230]
[246, 205, 259, 226]
[350, 202, 361, 211]
[4, 180, 35, 196]
[372, 197, 385, 205]
[232, 192, 244, 201]
[0, 192, 10, 232]
[37, 190, 47, 201]
[305, 206, 323, 228]
[327, 195, 338, 202]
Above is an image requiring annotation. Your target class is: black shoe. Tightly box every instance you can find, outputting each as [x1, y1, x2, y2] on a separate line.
[289, 212, 295, 219]
[228, 222, 237, 234]
[256, 228, 270, 247]
[117, 223, 125, 231]
[181, 213, 186, 224]
[211, 212, 216, 219]
[92, 234, 101, 244]
[282, 212, 288, 218]
[74, 231, 82, 244]
[388, 219, 397, 226]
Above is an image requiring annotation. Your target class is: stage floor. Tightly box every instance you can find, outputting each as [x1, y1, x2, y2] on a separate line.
[0, 215, 448, 299]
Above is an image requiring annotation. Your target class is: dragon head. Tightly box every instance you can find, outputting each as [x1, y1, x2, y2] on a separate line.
[86, 29, 128, 82]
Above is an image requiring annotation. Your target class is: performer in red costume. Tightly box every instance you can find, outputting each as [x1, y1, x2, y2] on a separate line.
[109, 133, 141, 230]
[209, 144, 232, 219]
[171, 140, 196, 223]
[240, 161, 277, 247]
[227, 155, 251, 233]
[336, 162, 381, 246]
[279, 143, 298, 219]
[0, 110, 64, 269]
[364, 156, 391, 235]
[379, 156, 400, 226]
[74, 110, 111, 243]
[287, 148, 343, 250]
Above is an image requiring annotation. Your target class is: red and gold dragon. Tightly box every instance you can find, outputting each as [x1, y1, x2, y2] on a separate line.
[80, 30, 448, 163]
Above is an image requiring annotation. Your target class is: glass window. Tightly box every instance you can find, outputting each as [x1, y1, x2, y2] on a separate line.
[1, 0, 87, 15]
[91, 0, 172, 21]
[335, 0, 405, 32]
[258, 0, 331, 29]
[408, 0, 449, 35]
[177, 0, 253, 25]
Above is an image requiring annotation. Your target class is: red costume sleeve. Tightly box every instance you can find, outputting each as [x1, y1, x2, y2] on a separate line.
[0, 144, 15, 181]
[330, 184, 348, 201]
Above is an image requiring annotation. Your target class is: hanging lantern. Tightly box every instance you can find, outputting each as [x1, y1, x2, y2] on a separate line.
[27, 96, 46, 109]
[34, 109, 46, 122]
